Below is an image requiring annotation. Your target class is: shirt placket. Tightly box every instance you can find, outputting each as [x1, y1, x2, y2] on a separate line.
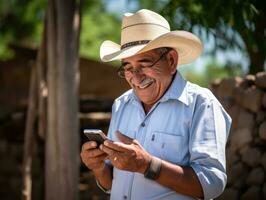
[127, 101, 161, 200]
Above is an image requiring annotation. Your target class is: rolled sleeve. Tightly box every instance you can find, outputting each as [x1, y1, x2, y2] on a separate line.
[189, 99, 231, 199]
[191, 162, 227, 200]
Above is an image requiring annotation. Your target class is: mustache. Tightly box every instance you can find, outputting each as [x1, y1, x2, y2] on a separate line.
[130, 77, 155, 89]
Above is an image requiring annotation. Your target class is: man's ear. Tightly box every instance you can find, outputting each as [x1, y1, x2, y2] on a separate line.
[167, 49, 178, 74]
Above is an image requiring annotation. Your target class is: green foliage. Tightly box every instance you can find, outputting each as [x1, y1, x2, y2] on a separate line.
[135, 0, 266, 73]
[202, 62, 242, 86]
[180, 61, 242, 87]
[79, 0, 121, 60]
[0, 0, 121, 61]
[0, 0, 46, 59]
[80, 9, 120, 59]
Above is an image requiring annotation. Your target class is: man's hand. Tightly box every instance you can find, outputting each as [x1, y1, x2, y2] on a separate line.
[100, 131, 152, 173]
[80, 141, 108, 172]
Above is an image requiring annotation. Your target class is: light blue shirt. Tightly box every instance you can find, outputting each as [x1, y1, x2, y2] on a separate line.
[106, 71, 232, 200]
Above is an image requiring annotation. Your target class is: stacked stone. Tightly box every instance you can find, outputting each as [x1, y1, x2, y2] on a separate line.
[210, 72, 266, 200]
[0, 109, 44, 200]
[0, 97, 112, 200]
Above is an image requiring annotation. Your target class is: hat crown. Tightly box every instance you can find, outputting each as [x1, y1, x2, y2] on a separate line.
[100, 9, 202, 65]
[122, 9, 170, 30]
[120, 9, 170, 46]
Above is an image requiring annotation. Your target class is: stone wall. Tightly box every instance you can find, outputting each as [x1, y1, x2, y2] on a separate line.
[0, 97, 112, 200]
[210, 72, 266, 199]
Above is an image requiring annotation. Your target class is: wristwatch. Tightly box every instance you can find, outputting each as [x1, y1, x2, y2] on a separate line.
[144, 156, 162, 180]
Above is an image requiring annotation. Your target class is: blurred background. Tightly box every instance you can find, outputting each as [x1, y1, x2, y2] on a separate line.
[0, 0, 265, 199]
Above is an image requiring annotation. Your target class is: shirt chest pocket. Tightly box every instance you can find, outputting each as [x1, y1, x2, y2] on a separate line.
[145, 131, 187, 164]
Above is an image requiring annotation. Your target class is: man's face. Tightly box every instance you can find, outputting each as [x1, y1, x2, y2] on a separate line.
[121, 49, 177, 106]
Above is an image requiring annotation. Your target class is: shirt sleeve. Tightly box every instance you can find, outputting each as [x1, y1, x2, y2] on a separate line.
[105, 103, 116, 167]
[189, 99, 232, 200]
[107, 102, 116, 141]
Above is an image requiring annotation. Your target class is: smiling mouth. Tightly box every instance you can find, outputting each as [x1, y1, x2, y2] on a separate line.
[134, 78, 155, 89]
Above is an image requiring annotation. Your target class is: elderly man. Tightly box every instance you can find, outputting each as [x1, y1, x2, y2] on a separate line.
[81, 9, 231, 200]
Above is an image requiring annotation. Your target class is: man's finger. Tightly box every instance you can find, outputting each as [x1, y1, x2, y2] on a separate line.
[86, 148, 106, 158]
[116, 130, 134, 145]
[100, 143, 126, 156]
[100, 144, 117, 156]
[89, 154, 108, 164]
[82, 141, 97, 151]
[103, 140, 132, 152]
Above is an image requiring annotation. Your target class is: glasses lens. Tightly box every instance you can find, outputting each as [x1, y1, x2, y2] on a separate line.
[117, 68, 125, 78]
[117, 48, 171, 78]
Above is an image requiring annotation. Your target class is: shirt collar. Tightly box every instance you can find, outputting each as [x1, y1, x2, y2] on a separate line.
[159, 71, 188, 105]
[127, 70, 189, 106]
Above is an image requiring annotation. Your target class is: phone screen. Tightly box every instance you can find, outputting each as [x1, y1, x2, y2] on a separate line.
[83, 129, 107, 146]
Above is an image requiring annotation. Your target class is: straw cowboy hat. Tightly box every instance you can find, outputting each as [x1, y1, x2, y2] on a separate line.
[100, 9, 203, 65]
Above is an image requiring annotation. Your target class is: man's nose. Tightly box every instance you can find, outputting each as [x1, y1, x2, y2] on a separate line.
[131, 71, 145, 84]
[130, 68, 143, 75]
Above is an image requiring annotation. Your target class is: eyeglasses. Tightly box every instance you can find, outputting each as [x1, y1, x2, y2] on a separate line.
[117, 49, 170, 78]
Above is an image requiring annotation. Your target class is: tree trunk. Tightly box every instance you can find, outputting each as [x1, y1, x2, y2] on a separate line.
[37, 15, 48, 140]
[45, 0, 80, 199]
[248, 50, 265, 74]
[241, 9, 266, 74]
[21, 64, 38, 200]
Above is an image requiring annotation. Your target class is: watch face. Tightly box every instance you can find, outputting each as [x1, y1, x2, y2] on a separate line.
[144, 157, 162, 180]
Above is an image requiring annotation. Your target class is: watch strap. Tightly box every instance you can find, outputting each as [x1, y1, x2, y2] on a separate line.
[144, 156, 162, 180]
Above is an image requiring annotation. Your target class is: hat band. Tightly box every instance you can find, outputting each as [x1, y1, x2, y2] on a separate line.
[122, 23, 170, 31]
[121, 40, 150, 50]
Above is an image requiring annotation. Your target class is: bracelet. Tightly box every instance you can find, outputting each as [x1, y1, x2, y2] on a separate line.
[144, 156, 162, 180]
[96, 180, 111, 194]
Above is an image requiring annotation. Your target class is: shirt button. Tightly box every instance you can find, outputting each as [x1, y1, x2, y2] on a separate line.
[141, 122, 145, 127]
[123, 195, 127, 199]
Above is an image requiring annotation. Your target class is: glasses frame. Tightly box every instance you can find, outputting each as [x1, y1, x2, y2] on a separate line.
[117, 49, 170, 78]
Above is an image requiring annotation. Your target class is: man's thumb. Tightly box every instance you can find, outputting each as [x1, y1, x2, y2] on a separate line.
[116, 130, 133, 144]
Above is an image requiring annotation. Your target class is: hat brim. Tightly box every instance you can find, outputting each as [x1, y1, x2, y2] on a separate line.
[100, 31, 203, 65]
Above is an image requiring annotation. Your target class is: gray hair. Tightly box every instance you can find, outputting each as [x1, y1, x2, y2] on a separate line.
[155, 47, 172, 54]
[154, 47, 174, 60]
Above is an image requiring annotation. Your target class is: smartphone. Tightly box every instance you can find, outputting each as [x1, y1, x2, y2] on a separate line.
[83, 129, 107, 146]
